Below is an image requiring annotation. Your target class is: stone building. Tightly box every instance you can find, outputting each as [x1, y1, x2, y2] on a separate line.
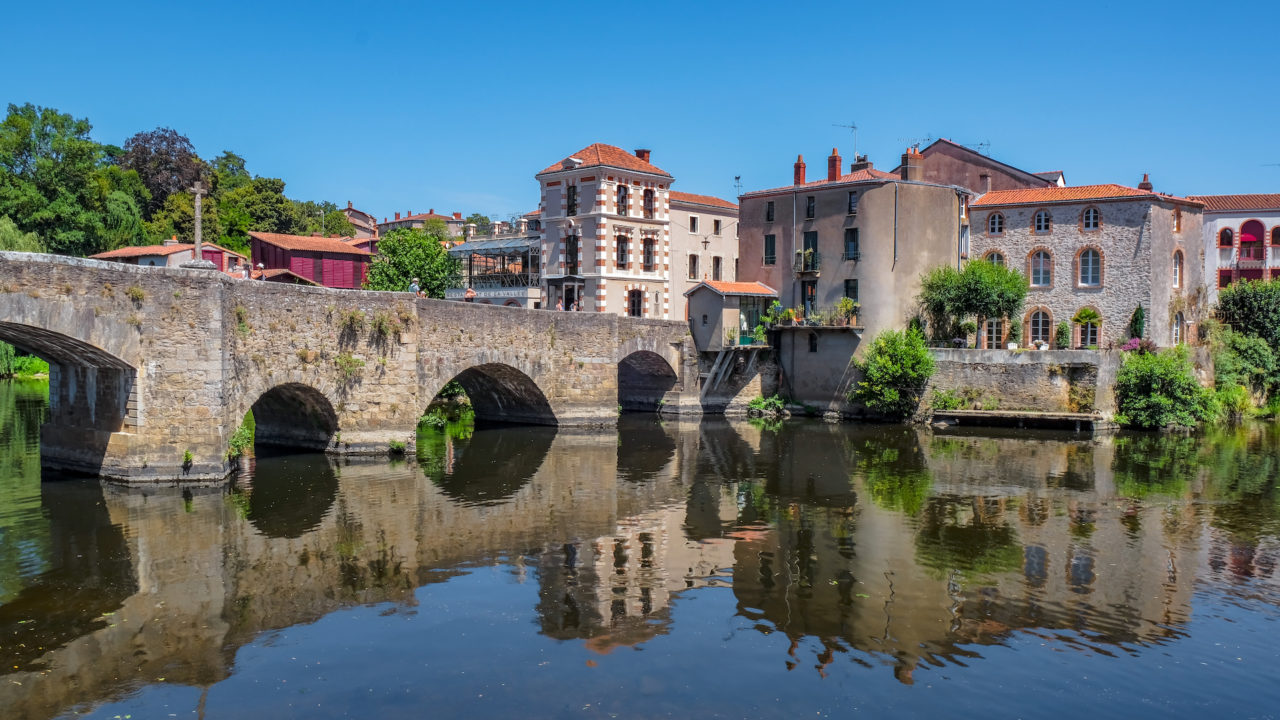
[376, 209, 465, 237]
[341, 201, 379, 239]
[970, 177, 1204, 348]
[1183, 193, 1280, 301]
[535, 143, 737, 319]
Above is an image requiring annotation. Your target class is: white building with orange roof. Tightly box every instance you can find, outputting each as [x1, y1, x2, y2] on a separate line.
[535, 143, 737, 319]
[341, 201, 379, 239]
[971, 176, 1204, 348]
[1184, 193, 1280, 301]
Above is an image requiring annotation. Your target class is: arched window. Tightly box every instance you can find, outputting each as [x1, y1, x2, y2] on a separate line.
[1219, 228, 1234, 247]
[1171, 312, 1185, 345]
[643, 189, 656, 219]
[617, 184, 629, 216]
[1030, 250, 1052, 287]
[985, 251, 1005, 267]
[1029, 311, 1051, 344]
[1172, 250, 1184, 288]
[1079, 314, 1100, 348]
[1083, 207, 1101, 231]
[1078, 249, 1101, 287]
[1034, 210, 1052, 233]
[988, 213, 1005, 235]
[1241, 220, 1265, 261]
[1273, 227, 1280, 246]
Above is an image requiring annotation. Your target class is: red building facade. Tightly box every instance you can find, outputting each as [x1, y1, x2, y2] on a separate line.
[248, 232, 372, 289]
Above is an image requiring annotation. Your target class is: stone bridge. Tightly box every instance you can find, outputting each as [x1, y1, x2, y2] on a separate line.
[0, 251, 700, 482]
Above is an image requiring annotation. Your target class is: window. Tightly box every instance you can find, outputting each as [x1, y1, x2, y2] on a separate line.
[567, 185, 578, 216]
[617, 185, 629, 216]
[848, 191, 859, 215]
[1030, 250, 1052, 287]
[1219, 228, 1233, 247]
[627, 290, 643, 318]
[689, 215, 699, 233]
[765, 201, 774, 222]
[801, 280, 817, 316]
[1273, 227, 1280, 246]
[808, 333, 818, 353]
[713, 219, 722, 235]
[1034, 210, 1051, 233]
[1172, 250, 1184, 288]
[643, 189, 655, 219]
[763, 234, 776, 265]
[986, 251, 1005, 267]
[805, 196, 815, 219]
[985, 319, 1004, 349]
[616, 237, 630, 269]
[1030, 311, 1051, 344]
[1078, 249, 1101, 287]
[988, 213, 1005, 234]
[688, 255, 698, 280]
[844, 279, 859, 302]
[1171, 312, 1185, 345]
[712, 256, 722, 281]
[565, 236, 579, 275]
[1079, 316, 1099, 348]
[1083, 207, 1100, 231]
[844, 228, 860, 260]
[642, 239, 655, 272]
[1173, 206, 1182, 233]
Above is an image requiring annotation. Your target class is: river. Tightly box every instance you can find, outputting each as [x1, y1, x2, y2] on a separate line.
[2, 380, 1280, 719]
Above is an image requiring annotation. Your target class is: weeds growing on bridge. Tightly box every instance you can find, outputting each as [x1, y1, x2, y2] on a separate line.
[340, 309, 366, 331]
[234, 305, 250, 337]
[335, 352, 365, 381]
[126, 285, 145, 303]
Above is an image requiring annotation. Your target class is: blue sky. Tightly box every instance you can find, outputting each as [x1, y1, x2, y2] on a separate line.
[4, 0, 1277, 221]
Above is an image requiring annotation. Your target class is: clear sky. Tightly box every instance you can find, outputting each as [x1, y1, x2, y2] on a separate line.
[5, 0, 1277, 221]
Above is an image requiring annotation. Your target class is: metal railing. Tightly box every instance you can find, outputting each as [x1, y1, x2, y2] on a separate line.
[793, 250, 822, 273]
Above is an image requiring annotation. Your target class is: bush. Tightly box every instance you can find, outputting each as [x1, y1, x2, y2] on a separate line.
[849, 328, 934, 419]
[227, 410, 255, 459]
[747, 394, 785, 413]
[1211, 326, 1277, 396]
[1217, 279, 1280, 352]
[1114, 346, 1214, 429]
[918, 261, 1028, 344]
[931, 388, 965, 410]
[1055, 322, 1071, 349]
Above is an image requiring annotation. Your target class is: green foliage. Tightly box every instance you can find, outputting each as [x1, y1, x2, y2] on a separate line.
[125, 285, 145, 302]
[117, 127, 204, 217]
[1071, 307, 1101, 326]
[227, 410, 255, 459]
[1114, 346, 1214, 429]
[1218, 279, 1280, 353]
[747, 394, 785, 413]
[0, 216, 44, 252]
[0, 343, 49, 378]
[370, 311, 398, 338]
[292, 200, 356, 238]
[1055, 322, 1071, 349]
[1212, 325, 1277, 396]
[1217, 384, 1253, 419]
[334, 352, 365, 380]
[182, 449, 194, 468]
[931, 388, 966, 410]
[464, 212, 492, 236]
[1128, 304, 1145, 339]
[363, 224, 460, 297]
[388, 440, 406, 454]
[438, 380, 468, 399]
[849, 328, 935, 419]
[919, 260, 1028, 343]
[339, 309, 365, 331]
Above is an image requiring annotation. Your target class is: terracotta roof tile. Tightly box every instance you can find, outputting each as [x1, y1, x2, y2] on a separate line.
[685, 280, 778, 298]
[537, 143, 671, 177]
[971, 184, 1201, 207]
[248, 232, 372, 255]
[742, 167, 899, 197]
[669, 191, 737, 210]
[90, 243, 194, 259]
[377, 211, 455, 226]
[1186, 194, 1280, 213]
[249, 268, 319, 284]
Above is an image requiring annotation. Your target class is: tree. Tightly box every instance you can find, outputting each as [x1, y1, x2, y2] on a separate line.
[0, 215, 44, 252]
[1114, 346, 1215, 429]
[465, 212, 492, 236]
[292, 199, 356, 237]
[0, 103, 109, 256]
[364, 222, 460, 297]
[1218, 280, 1280, 353]
[209, 150, 249, 194]
[117, 127, 204, 216]
[145, 191, 222, 246]
[849, 328, 935, 419]
[919, 260, 1028, 343]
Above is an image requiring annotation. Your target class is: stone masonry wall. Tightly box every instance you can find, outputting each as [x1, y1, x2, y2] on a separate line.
[925, 349, 1108, 415]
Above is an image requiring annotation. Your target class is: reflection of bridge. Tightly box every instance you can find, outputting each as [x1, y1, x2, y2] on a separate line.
[0, 252, 701, 481]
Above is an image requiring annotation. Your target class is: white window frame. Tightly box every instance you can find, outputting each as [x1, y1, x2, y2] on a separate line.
[1078, 249, 1101, 287]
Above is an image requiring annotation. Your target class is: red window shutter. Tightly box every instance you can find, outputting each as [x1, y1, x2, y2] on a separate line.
[340, 259, 354, 288]
[323, 257, 337, 287]
[202, 247, 220, 267]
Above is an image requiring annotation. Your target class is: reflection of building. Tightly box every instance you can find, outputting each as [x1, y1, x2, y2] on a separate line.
[1184, 193, 1280, 301]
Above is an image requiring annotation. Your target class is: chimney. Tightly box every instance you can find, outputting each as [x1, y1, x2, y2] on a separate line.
[164, 234, 177, 246]
[464, 223, 476, 238]
[794, 154, 806, 185]
[827, 147, 842, 182]
[453, 212, 462, 220]
[980, 173, 992, 194]
[900, 145, 923, 181]
[428, 208, 434, 215]
[849, 154, 873, 173]
[347, 200, 352, 209]
[635, 148, 651, 163]
[395, 212, 401, 220]
[518, 217, 529, 233]
[1138, 173, 1153, 191]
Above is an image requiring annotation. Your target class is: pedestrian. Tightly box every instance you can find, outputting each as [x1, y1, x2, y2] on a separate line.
[409, 277, 420, 296]
[556, 299, 564, 311]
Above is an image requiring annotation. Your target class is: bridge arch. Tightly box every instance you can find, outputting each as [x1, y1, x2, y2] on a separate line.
[430, 363, 556, 426]
[617, 350, 678, 412]
[248, 383, 339, 451]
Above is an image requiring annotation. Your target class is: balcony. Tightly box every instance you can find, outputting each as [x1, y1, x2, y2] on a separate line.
[793, 250, 822, 274]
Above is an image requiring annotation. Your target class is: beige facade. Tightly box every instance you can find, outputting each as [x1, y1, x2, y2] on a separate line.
[970, 183, 1205, 348]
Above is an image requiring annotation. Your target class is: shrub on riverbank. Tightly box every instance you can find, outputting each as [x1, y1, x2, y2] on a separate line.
[0, 342, 49, 379]
[1114, 346, 1215, 429]
[849, 328, 934, 419]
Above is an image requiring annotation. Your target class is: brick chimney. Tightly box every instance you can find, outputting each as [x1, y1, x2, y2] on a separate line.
[980, 173, 992, 193]
[347, 200, 352, 209]
[395, 212, 401, 220]
[428, 208, 434, 215]
[1138, 173, 1153, 191]
[827, 148, 842, 182]
[900, 146, 923, 181]
[453, 212, 462, 220]
[635, 148, 651, 163]
[849, 155, 873, 173]
[794, 154, 806, 186]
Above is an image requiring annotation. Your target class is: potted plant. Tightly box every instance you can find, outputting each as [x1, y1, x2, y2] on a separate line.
[780, 308, 797, 326]
[835, 297, 858, 326]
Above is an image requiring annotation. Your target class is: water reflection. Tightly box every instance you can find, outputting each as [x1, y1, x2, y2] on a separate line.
[2, 385, 1280, 718]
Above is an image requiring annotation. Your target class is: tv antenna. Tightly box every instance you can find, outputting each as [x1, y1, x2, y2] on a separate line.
[833, 121, 858, 157]
[896, 135, 936, 149]
[733, 175, 742, 196]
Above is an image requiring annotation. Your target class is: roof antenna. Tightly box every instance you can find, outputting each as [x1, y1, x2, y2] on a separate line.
[832, 120, 858, 158]
[733, 175, 742, 196]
